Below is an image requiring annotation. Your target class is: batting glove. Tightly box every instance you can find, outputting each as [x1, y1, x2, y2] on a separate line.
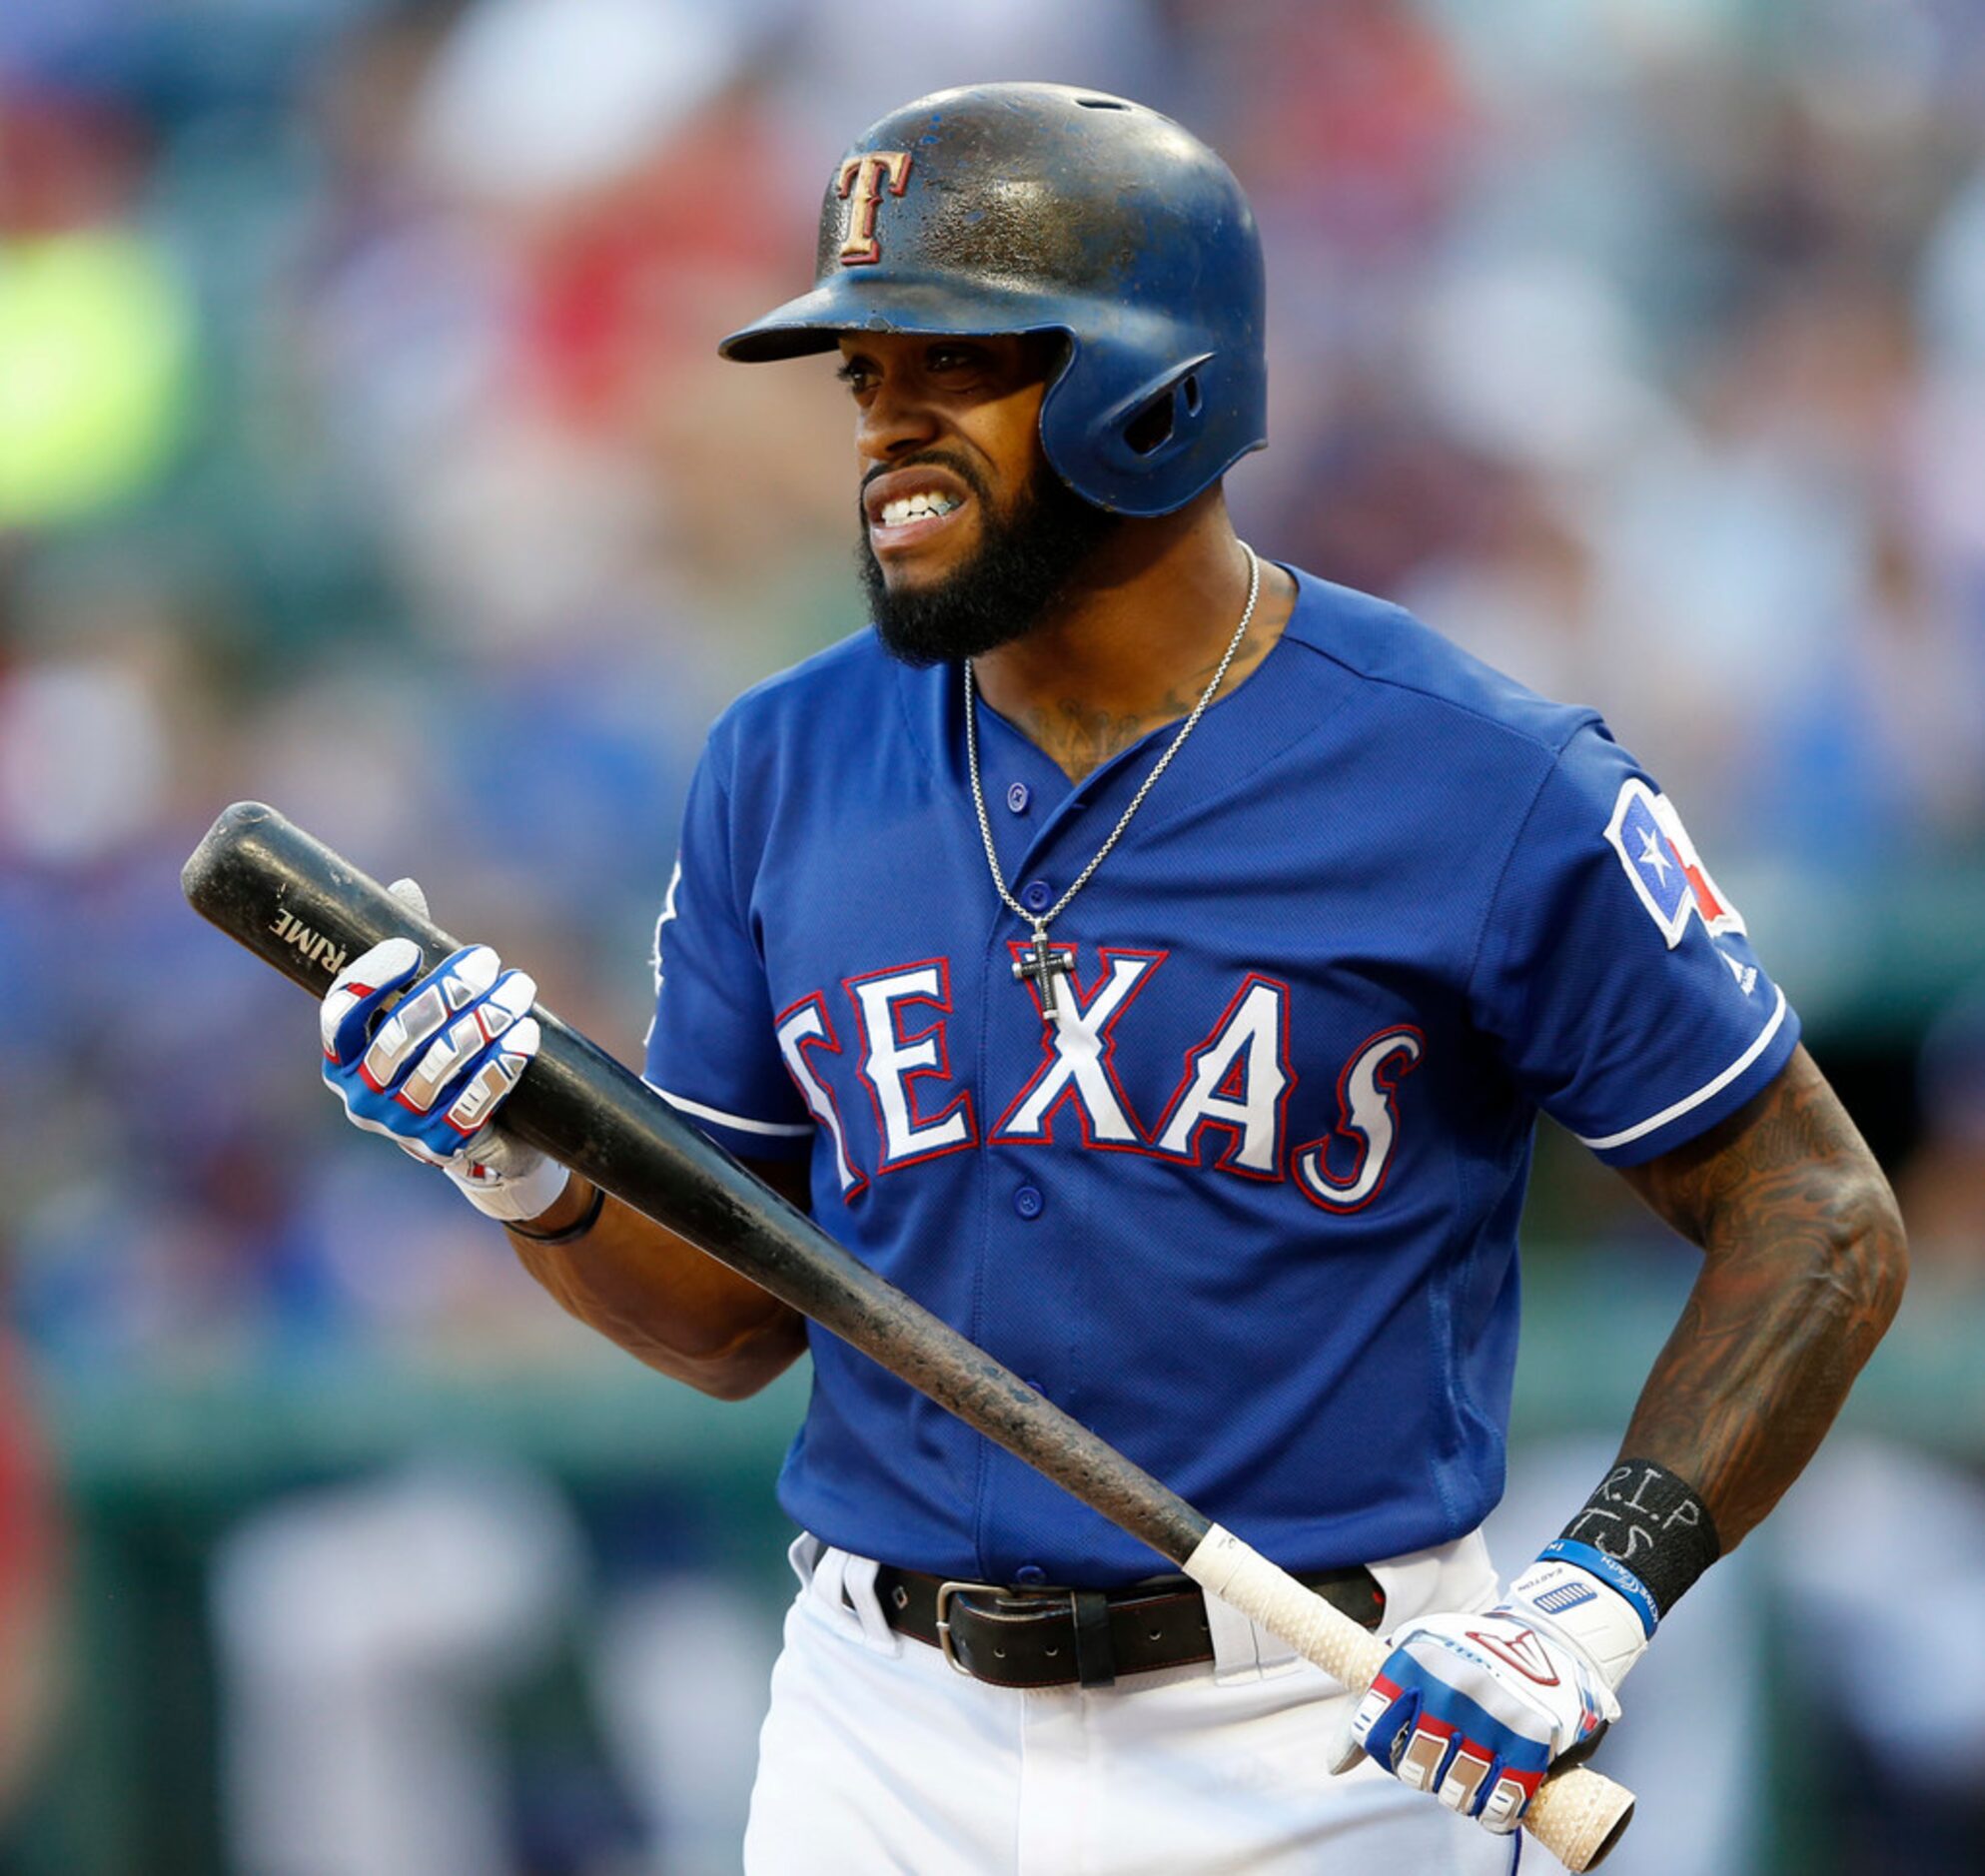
[320, 880, 569, 1225]
[1328, 1553, 1651, 1834]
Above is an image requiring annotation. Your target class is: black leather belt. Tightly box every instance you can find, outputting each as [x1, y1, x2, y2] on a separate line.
[874, 1562, 1385, 1690]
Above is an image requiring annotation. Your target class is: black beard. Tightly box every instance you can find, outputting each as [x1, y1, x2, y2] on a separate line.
[857, 456, 1122, 667]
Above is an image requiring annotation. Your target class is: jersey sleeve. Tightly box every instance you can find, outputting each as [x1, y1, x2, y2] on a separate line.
[1468, 722, 1800, 1165]
[642, 739, 813, 1163]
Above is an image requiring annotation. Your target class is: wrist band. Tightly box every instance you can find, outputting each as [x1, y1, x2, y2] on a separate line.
[1547, 1457, 1720, 1619]
[506, 1181, 605, 1246]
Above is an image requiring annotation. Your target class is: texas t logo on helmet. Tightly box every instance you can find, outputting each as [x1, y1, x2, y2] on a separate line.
[834, 152, 912, 265]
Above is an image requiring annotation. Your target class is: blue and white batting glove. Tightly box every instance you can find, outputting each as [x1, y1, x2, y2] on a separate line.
[1328, 1552, 1652, 1834]
[320, 880, 569, 1225]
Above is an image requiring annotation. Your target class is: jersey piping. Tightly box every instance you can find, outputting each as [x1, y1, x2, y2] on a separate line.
[644, 1079, 815, 1138]
[1572, 984, 1789, 1151]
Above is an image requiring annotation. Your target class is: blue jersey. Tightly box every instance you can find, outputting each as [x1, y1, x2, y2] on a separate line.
[644, 567, 1798, 1584]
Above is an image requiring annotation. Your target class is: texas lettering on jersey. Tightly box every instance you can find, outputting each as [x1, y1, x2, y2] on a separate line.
[770, 944, 1423, 1211]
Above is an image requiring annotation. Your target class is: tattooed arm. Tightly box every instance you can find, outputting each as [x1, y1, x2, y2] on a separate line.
[1336, 1046, 1905, 1830]
[1614, 1043, 1908, 1548]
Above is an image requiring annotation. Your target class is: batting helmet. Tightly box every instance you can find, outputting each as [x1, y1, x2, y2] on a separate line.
[719, 83, 1267, 517]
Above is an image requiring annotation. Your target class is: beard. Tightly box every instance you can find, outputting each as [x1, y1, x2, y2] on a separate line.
[857, 455, 1122, 667]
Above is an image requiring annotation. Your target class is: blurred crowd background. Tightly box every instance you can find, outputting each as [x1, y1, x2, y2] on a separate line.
[2, 1, 1983, 1871]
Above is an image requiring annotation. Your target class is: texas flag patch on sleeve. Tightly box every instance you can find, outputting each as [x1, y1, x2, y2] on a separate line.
[1604, 779, 1745, 949]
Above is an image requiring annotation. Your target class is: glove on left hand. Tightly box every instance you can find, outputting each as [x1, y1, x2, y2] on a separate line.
[1328, 1555, 1649, 1834]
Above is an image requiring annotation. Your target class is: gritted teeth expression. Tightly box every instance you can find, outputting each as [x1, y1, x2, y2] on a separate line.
[879, 489, 962, 527]
[862, 469, 980, 566]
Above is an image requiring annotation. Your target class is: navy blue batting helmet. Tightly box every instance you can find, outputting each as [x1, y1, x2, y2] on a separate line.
[719, 83, 1267, 517]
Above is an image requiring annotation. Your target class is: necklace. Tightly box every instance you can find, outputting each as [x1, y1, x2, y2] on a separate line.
[964, 542, 1263, 1025]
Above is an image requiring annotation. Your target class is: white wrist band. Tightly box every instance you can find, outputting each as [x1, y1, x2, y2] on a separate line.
[450, 1153, 571, 1224]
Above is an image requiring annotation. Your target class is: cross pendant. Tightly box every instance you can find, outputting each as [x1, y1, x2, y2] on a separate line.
[1012, 926, 1076, 1024]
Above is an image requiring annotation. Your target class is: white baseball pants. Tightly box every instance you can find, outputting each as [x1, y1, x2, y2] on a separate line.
[743, 1533, 1526, 1875]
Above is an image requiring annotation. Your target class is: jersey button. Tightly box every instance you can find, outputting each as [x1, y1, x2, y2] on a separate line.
[1013, 1563, 1047, 1585]
[1022, 879, 1052, 913]
[1006, 781, 1030, 814]
[1014, 1185, 1044, 1220]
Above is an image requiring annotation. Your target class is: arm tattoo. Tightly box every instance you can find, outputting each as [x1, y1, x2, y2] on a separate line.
[1616, 1044, 1907, 1549]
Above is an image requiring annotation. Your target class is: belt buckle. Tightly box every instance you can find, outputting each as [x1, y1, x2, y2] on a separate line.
[933, 1579, 995, 1677]
[934, 1578, 1073, 1679]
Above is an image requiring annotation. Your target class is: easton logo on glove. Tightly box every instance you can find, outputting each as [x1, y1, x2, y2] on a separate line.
[1466, 1626, 1560, 1686]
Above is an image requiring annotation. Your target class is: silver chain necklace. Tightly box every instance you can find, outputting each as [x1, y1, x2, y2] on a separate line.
[965, 541, 1262, 1025]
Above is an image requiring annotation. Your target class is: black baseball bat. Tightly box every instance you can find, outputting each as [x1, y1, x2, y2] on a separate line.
[181, 801, 1209, 1557]
[180, 801, 1632, 1869]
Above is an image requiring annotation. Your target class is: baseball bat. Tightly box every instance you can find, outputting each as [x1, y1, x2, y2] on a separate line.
[183, 801, 1633, 1870]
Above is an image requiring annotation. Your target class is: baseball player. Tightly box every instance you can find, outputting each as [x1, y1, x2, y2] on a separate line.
[315, 86, 1906, 1872]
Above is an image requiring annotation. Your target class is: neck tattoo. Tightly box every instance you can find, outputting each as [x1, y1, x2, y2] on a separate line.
[964, 542, 1263, 1026]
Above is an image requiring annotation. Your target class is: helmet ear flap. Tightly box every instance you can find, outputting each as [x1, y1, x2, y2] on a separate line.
[1122, 369, 1210, 455]
[1045, 350, 1218, 511]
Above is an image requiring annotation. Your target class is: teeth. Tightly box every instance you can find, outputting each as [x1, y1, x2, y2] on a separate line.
[879, 491, 961, 527]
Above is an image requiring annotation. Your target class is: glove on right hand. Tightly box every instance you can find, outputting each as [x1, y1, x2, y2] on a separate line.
[319, 882, 567, 1223]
